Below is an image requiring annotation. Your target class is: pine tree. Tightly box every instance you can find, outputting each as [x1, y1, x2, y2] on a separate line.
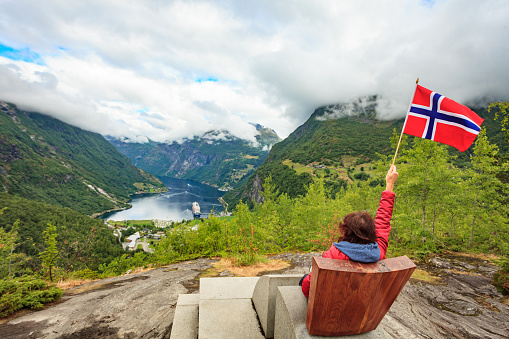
[40, 223, 59, 282]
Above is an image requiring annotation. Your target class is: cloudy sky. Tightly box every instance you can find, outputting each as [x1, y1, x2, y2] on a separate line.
[0, 0, 508, 143]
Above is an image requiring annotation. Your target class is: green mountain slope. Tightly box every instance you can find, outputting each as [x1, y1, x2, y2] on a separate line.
[223, 99, 507, 208]
[0, 102, 166, 215]
[107, 126, 282, 190]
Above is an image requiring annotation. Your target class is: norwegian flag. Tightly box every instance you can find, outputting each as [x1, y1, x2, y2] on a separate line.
[403, 85, 484, 152]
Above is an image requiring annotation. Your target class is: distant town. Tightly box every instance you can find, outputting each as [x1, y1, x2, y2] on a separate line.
[104, 208, 233, 253]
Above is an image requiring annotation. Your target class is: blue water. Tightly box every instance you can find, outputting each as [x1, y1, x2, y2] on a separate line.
[100, 177, 224, 221]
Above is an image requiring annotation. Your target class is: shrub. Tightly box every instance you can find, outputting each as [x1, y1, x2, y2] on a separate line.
[310, 212, 342, 251]
[70, 268, 99, 280]
[229, 252, 267, 267]
[493, 257, 509, 295]
[97, 252, 150, 277]
[0, 276, 62, 318]
[353, 172, 370, 181]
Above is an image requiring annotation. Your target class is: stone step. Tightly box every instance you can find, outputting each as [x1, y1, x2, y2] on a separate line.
[170, 294, 200, 339]
[252, 274, 303, 338]
[199, 276, 260, 300]
[199, 277, 263, 338]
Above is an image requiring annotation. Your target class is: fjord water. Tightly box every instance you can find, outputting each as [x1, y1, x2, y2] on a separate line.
[100, 177, 224, 221]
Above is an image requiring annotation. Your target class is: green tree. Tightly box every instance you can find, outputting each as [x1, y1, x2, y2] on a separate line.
[465, 128, 508, 250]
[488, 101, 509, 141]
[40, 223, 59, 282]
[396, 139, 456, 245]
[0, 208, 30, 280]
[253, 177, 281, 251]
[0, 213, 18, 279]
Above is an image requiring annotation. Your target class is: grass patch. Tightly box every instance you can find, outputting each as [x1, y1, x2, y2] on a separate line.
[283, 159, 353, 183]
[445, 251, 501, 262]
[107, 220, 153, 227]
[63, 268, 154, 295]
[200, 267, 220, 278]
[201, 257, 291, 278]
[282, 159, 314, 175]
[63, 281, 115, 296]
[341, 156, 359, 167]
[56, 278, 94, 290]
[335, 169, 351, 182]
[410, 269, 444, 285]
[353, 162, 375, 172]
[127, 220, 153, 226]
[133, 182, 166, 193]
[215, 216, 234, 222]
[189, 216, 234, 225]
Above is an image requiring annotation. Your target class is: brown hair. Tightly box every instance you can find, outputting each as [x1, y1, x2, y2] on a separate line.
[337, 212, 377, 244]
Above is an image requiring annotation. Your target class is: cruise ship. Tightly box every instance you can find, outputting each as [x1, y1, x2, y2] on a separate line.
[192, 202, 201, 219]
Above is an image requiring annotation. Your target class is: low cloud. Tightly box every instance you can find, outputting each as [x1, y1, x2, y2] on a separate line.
[0, 0, 507, 142]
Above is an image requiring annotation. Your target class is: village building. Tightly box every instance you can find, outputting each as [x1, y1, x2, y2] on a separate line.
[124, 231, 140, 251]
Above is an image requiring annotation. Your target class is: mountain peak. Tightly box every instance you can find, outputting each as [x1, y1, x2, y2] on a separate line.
[313, 95, 379, 122]
[250, 123, 282, 146]
[201, 129, 237, 142]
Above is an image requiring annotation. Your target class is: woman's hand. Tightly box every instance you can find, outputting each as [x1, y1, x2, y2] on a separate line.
[385, 165, 399, 192]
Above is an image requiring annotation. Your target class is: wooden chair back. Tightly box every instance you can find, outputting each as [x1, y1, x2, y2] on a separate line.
[306, 255, 416, 336]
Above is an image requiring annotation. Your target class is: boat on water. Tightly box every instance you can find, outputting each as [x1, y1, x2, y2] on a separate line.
[192, 202, 201, 219]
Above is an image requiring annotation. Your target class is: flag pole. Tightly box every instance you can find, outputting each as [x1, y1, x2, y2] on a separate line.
[392, 78, 419, 165]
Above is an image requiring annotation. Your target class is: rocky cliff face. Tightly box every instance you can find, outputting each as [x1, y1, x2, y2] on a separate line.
[246, 173, 264, 204]
[158, 142, 211, 177]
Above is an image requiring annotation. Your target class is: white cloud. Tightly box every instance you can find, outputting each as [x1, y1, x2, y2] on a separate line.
[0, 0, 508, 143]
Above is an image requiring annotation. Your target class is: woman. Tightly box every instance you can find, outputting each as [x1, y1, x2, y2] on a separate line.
[300, 165, 399, 298]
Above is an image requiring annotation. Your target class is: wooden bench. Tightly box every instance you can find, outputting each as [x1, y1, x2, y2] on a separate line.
[306, 255, 416, 336]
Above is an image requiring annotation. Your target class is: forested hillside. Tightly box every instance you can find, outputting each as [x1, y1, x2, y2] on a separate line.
[108, 125, 281, 190]
[0, 193, 124, 277]
[223, 99, 508, 208]
[0, 102, 166, 215]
